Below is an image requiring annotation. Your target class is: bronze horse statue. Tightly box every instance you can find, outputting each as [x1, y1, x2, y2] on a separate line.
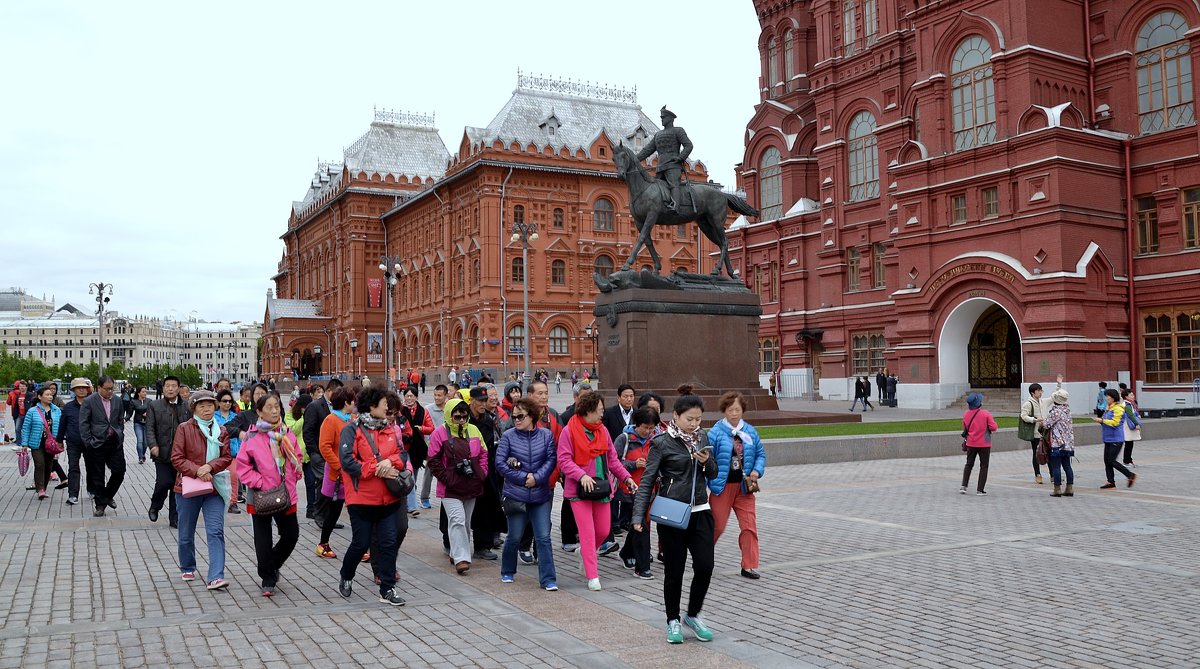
[612, 142, 758, 277]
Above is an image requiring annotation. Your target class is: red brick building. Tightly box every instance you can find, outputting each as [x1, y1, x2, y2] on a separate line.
[735, 0, 1200, 409]
[263, 79, 709, 383]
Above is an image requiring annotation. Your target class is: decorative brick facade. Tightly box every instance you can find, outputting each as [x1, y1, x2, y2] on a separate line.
[736, 0, 1200, 409]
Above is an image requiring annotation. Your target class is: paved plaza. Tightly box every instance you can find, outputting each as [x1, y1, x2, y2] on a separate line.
[0, 410, 1197, 668]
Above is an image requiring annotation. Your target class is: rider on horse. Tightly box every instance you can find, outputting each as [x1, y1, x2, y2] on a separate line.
[636, 106, 693, 214]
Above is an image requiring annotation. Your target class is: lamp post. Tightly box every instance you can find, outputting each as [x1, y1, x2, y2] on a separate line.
[89, 282, 113, 377]
[322, 326, 334, 378]
[378, 255, 403, 389]
[313, 344, 322, 379]
[584, 323, 598, 381]
[350, 338, 359, 377]
[511, 222, 538, 384]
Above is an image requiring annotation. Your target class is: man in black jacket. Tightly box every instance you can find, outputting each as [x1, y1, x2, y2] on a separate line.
[601, 384, 637, 443]
[59, 378, 93, 505]
[79, 376, 126, 518]
[145, 376, 189, 527]
[467, 386, 501, 560]
[304, 379, 341, 524]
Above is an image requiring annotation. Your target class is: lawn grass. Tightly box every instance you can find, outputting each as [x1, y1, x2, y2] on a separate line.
[757, 416, 1095, 439]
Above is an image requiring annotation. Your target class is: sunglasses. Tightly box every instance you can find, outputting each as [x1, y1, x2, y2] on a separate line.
[511, 413, 528, 421]
[451, 414, 468, 421]
[220, 399, 233, 403]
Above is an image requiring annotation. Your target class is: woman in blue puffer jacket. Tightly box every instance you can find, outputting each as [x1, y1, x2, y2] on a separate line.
[706, 391, 766, 579]
[496, 396, 559, 590]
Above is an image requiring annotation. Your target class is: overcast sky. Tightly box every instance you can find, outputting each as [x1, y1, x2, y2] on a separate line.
[0, 1, 762, 323]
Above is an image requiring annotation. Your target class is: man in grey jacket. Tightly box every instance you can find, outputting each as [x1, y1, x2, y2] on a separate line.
[78, 376, 126, 517]
[145, 376, 189, 527]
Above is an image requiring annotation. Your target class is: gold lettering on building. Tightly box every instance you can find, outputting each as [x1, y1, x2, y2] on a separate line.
[927, 263, 1018, 293]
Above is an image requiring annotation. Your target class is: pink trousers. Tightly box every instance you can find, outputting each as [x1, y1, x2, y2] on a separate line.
[569, 499, 611, 579]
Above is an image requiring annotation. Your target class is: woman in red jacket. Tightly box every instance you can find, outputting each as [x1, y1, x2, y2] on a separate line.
[335, 387, 411, 607]
[235, 392, 303, 597]
[960, 393, 1000, 496]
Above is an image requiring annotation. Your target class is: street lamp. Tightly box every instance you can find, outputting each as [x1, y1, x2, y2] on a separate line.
[322, 326, 334, 378]
[584, 323, 598, 381]
[88, 282, 113, 377]
[511, 222, 538, 384]
[379, 255, 403, 388]
[349, 338, 359, 377]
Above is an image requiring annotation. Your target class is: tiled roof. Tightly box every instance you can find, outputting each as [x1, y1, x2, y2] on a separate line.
[266, 298, 327, 327]
[470, 73, 660, 157]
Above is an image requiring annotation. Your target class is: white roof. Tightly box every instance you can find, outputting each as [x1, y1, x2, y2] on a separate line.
[266, 298, 327, 327]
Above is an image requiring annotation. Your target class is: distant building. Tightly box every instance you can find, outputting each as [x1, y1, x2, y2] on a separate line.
[264, 75, 711, 382]
[0, 291, 260, 384]
[733, 0, 1200, 410]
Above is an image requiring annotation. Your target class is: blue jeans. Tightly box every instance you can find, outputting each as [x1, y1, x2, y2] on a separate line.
[176, 492, 226, 582]
[1049, 449, 1074, 486]
[502, 499, 556, 587]
[14, 414, 24, 446]
[134, 423, 146, 461]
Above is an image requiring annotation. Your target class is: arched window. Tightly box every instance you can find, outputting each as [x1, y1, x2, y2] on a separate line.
[783, 30, 795, 88]
[508, 325, 525, 353]
[767, 37, 780, 88]
[595, 255, 615, 278]
[593, 198, 614, 231]
[551, 259, 566, 285]
[513, 204, 525, 224]
[456, 263, 464, 293]
[951, 36, 997, 150]
[759, 338, 778, 374]
[472, 258, 480, 285]
[511, 257, 525, 283]
[759, 147, 783, 220]
[454, 328, 464, 358]
[1137, 11, 1195, 135]
[847, 111, 879, 201]
[549, 326, 569, 355]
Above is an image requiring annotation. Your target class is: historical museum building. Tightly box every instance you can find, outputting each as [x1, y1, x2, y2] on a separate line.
[733, 0, 1200, 409]
[263, 76, 709, 382]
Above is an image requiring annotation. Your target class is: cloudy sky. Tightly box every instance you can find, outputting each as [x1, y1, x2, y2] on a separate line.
[0, 1, 762, 323]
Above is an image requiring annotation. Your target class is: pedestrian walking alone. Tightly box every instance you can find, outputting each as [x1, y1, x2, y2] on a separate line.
[236, 392, 303, 597]
[1093, 388, 1137, 489]
[959, 393, 998, 496]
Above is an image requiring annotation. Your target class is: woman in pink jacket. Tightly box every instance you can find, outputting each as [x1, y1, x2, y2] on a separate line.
[960, 392, 999, 496]
[236, 392, 304, 597]
[557, 392, 636, 591]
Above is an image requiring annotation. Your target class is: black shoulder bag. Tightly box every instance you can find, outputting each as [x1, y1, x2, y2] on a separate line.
[356, 426, 414, 498]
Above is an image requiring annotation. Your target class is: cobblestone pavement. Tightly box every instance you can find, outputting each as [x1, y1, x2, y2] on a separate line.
[0, 420, 1197, 668]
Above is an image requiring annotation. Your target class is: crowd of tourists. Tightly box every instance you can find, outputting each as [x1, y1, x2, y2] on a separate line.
[2, 374, 766, 645]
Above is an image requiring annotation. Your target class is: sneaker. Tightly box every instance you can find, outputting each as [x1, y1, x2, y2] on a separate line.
[597, 541, 619, 556]
[227, 505, 242, 514]
[206, 579, 229, 591]
[315, 544, 337, 559]
[562, 543, 579, 553]
[518, 551, 536, 565]
[544, 581, 559, 591]
[237, 495, 246, 504]
[180, 571, 196, 582]
[635, 569, 653, 580]
[683, 614, 714, 641]
[473, 549, 498, 561]
[420, 500, 432, 509]
[338, 579, 353, 597]
[623, 558, 636, 570]
[976, 491, 987, 496]
[1127, 462, 1138, 468]
[959, 487, 967, 494]
[1100, 482, 1117, 489]
[666, 619, 684, 644]
[587, 577, 602, 591]
[378, 588, 406, 606]
[305, 508, 316, 519]
[66, 497, 78, 506]
[500, 574, 514, 583]
[261, 586, 274, 597]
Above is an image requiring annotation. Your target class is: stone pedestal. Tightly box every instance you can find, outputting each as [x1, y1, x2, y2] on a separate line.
[593, 287, 775, 408]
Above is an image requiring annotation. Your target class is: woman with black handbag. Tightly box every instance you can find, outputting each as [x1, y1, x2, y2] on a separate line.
[234, 392, 303, 597]
[335, 387, 411, 606]
[496, 397, 559, 590]
[557, 392, 636, 592]
[631, 385, 718, 644]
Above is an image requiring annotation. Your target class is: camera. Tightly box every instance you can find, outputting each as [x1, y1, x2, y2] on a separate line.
[455, 458, 475, 478]
[506, 457, 523, 470]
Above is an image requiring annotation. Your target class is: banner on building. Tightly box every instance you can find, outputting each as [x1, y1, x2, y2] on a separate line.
[367, 278, 384, 309]
[367, 332, 384, 363]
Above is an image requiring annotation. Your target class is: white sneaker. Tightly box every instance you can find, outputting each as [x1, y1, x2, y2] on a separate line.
[562, 543, 579, 552]
[587, 577, 602, 591]
[959, 487, 967, 494]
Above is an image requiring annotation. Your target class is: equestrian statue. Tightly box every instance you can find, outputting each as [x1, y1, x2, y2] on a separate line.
[613, 106, 758, 279]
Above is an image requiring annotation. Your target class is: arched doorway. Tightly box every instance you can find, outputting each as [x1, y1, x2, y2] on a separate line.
[968, 305, 1021, 388]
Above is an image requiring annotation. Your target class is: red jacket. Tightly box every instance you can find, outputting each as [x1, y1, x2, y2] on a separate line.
[339, 423, 411, 507]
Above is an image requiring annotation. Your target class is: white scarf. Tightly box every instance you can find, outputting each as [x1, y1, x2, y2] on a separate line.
[719, 417, 746, 443]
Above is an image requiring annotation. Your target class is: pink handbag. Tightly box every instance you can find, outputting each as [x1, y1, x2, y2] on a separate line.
[181, 475, 214, 498]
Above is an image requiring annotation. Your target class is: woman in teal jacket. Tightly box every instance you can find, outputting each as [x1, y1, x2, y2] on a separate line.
[706, 391, 766, 579]
[21, 385, 63, 500]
